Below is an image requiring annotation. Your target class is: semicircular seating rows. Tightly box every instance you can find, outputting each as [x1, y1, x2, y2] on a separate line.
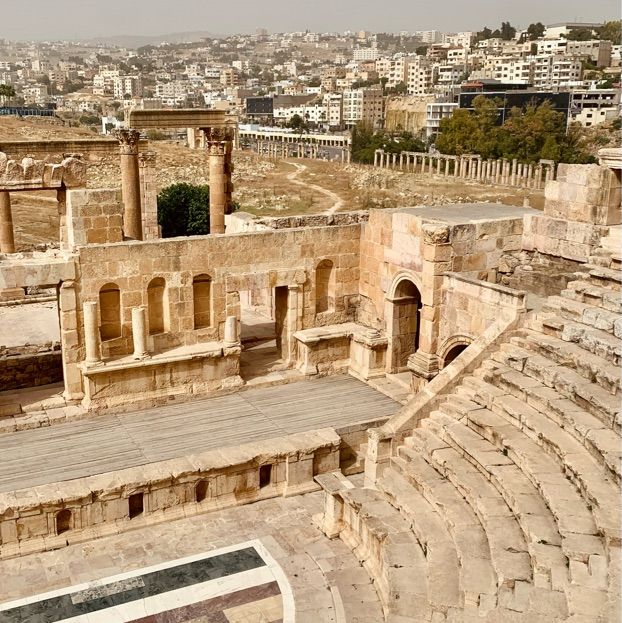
[325, 263, 621, 622]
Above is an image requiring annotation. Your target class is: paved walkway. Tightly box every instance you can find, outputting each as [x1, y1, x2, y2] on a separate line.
[0, 375, 398, 493]
[0, 484, 383, 622]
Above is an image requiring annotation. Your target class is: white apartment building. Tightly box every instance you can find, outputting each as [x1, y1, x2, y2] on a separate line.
[325, 93, 343, 127]
[21, 84, 48, 106]
[570, 88, 621, 125]
[443, 32, 475, 49]
[353, 47, 380, 62]
[406, 57, 436, 95]
[533, 55, 582, 89]
[474, 57, 534, 84]
[426, 102, 458, 139]
[435, 64, 467, 86]
[566, 40, 612, 66]
[342, 87, 383, 127]
[537, 39, 568, 55]
[113, 76, 142, 99]
[416, 30, 442, 43]
[446, 48, 468, 65]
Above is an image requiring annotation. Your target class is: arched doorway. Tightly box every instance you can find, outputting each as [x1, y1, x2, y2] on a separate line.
[389, 278, 422, 372]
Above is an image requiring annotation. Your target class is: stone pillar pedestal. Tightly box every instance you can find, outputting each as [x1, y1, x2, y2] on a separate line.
[0, 191, 15, 253]
[407, 350, 439, 385]
[83, 301, 102, 364]
[132, 306, 149, 360]
[114, 129, 143, 241]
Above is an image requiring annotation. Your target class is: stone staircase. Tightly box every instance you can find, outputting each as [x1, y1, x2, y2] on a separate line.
[318, 265, 621, 622]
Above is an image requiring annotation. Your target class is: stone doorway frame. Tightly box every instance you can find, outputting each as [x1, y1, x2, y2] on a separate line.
[385, 272, 423, 374]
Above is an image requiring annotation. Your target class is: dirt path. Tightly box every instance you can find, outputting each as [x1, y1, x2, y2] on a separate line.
[285, 161, 344, 213]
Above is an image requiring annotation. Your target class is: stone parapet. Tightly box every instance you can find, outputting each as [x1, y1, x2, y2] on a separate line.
[0, 428, 340, 560]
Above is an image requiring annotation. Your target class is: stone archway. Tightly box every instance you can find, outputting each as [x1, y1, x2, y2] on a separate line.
[439, 335, 473, 369]
[386, 275, 422, 373]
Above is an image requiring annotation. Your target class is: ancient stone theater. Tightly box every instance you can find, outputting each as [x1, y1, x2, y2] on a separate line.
[0, 110, 620, 622]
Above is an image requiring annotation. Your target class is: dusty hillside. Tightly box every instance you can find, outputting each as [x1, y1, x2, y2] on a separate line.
[1, 117, 544, 249]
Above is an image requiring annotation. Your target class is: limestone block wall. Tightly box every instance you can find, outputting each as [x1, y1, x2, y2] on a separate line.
[65, 189, 124, 248]
[522, 214, 608, 263]
[0, 345, 62, 390]
[357, 209, 525, 332]
[544, 163, 621, 226]
[65, 224, 361, 397]
[0, 429, 340, 560]
[437, 273, 526, 367]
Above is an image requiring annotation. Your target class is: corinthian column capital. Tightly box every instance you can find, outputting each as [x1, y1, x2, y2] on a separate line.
[113, 128, 141, 155]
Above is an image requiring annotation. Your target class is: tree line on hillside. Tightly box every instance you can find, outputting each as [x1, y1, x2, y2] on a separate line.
[436, 95, 596, 164]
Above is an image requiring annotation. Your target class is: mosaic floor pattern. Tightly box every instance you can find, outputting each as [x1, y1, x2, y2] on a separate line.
[0, 541, 289, 623]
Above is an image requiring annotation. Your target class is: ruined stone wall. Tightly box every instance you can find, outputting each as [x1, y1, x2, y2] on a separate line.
[437, 273, 526, 366]
[356, 209, 524, 332]
[72, 224, 361, 362]
[0, 344, 62, 390]
[384, 96, 433, 135]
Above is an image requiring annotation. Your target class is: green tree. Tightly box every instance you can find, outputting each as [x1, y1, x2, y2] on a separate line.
[352, 122, 425, 164]
[437, 95, 501, 157]
[598, 20, 622, 45]
[526, 22, 545, 40]
[566, 28, 594, 41]
[500, 21, 517, 40]
[288, 113, 309, 138]
[0, 84, 16, 103]
[157, 183, 211, 237]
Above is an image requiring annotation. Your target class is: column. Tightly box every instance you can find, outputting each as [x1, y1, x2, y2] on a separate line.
[374, 151, 379, 167]
[535, 164, 543, 189]
[206, 128, 229, 235]
[83, 301, 101, 364]
[444, 158, 450, 177]
[511, 159, 518, 186]
[502, 160, 508, 185]
[224, 315, 239, 344]
[0, 191, 15, 253]
[114, 128, 143, 241]
[132, 306, 149, 360]
[436, 157, 442, 175]
[138, 151, 159, 240]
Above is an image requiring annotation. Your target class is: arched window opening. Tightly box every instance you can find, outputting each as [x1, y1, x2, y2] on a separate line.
[56, 509, 72, 535]
[443, 343, 469, 368]
[99, 283, 121, 341]
[316, 259, 335, 314]
[195, 479, 208, 503]
[147, 277, 168, 335]
[193, 274, 212, 329]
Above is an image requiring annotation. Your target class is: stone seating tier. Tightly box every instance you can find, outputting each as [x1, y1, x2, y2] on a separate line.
[317, 265, 621, 621]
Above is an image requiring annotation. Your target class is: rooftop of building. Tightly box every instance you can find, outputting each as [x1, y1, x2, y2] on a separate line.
[397, 202, 540, 224]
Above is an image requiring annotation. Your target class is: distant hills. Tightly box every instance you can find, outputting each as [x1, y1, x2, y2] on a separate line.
[80, 31, 221, 48]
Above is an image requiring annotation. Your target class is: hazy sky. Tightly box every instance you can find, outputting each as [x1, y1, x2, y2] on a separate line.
[1, 0, 620, 41]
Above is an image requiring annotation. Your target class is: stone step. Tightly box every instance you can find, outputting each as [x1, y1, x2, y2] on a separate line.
[542, 295, 621, 336]
[455, 384, 621, 540]
[587, 266, 622, 292]
[509, 332, 620, 396]
[538, 315, 621, 367]
[393, 447, 498, 608]
[489, 345, 620, 431]
[415, 425, 563, 592]
[378, 468, 463, 612]
[564, 280, 622, 314]
[458, 407, 618, 553]
[470, 365, 622, 486]
[339, 487, 433, 620]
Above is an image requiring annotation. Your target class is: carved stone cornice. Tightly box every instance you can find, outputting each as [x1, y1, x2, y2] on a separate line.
[113, 129, 141, 155]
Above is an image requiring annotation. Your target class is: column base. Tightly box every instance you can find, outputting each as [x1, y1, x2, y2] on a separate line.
[407, 351, 440, 381]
